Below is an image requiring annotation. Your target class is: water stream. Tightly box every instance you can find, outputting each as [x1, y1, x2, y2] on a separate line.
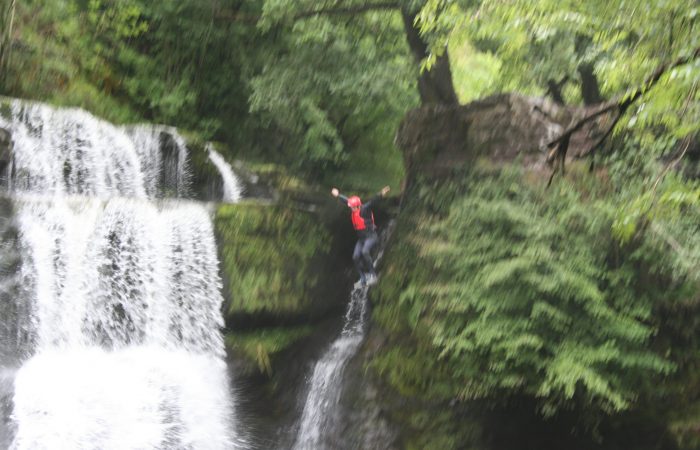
[292, 285, 369, 450]
[293, 225, 393, 450]
[207, 145, 243, 203]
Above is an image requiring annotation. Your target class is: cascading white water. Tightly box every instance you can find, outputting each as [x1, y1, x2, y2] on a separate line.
[0, 100, 191, 198]
[207, 146, 243, 203]
[0, 99, 242, 449]
[292, 287, 370, 450]
[126, 125, 191, 199]
[293, 226, 393, 450]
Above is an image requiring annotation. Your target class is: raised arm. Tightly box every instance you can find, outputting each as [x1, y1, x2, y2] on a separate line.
[331, 187, 348, 204]
[363, 186, 391, 208]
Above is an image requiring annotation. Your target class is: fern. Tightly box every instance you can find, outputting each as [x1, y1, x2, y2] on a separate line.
[374, 168, 690, 422]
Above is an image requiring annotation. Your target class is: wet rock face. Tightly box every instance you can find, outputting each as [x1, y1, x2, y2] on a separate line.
[0, 128, 11, 162]
[159, 131, 185, 198]
[338, 357, 400, 450]
[396, 94, 598, 178]
[0, 127, 10, 150]
[0, 128, 12, 186]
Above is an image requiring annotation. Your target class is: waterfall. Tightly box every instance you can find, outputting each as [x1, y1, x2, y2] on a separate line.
[125, 125, 191, 199]
[0, 100, 191, 198]
[0, 99, 242, 449]
[207, 146, 243, 203]
[293, 286, 369, 450]
[292, 225, 393, 450]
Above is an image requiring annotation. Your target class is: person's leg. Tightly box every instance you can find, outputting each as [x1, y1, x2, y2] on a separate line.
[361, 233, 378, 276]
[352, 238, 367, 283]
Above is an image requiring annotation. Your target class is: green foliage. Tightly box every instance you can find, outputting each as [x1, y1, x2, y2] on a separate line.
[401, 408, 482, 450]
[3, 0, 140, 122]
[420, 0, 700, 142]
[252, 4, 417, 172]
[373, 168, 698, 424]
[324, 116, 406, 193]
[215, 203, 332, 316]
[4, 0, 410, 187]
[613, 178, 700, 239]
[448, 30, 501, 102]
[4, 0, 256, 133]
[0, 0, 16, 85]
[600, 135, 700, 287]
[85, 0, 148, 39]
[226, 325, 313, 375]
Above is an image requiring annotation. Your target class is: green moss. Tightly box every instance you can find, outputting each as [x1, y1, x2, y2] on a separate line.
[241, 161, 314, 193]
[402, 410, 483, 450]
[0, 98, 11, 121]
[226, 325, 313, 375]
[49, 81, 137, 125]
[215, 203, 332, 317]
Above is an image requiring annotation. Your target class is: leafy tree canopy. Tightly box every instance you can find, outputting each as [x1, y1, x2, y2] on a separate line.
[419, 0, 700, 142]
[3, 0, 421, 185]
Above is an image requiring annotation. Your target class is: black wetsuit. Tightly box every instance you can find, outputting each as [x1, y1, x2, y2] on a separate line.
[338, 193, 381, 280]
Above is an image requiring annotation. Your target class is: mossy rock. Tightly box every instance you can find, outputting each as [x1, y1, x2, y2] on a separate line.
[0, 98, 11, 121]
[215, 202, 344, 324]
[180, 135, 224, 201]
[225, 325, 313, 376]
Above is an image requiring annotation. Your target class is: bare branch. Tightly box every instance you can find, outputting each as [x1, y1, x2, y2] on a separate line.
[547, 45, 700, 151]
[545, 45, 700, 185]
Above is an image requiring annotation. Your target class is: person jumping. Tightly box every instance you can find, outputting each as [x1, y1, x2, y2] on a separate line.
[331, 185, 390, 286]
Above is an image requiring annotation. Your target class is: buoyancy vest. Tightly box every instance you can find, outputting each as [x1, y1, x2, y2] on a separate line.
[351, 207, 375, 231]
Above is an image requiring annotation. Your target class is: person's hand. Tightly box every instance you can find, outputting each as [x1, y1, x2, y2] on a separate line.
[331, 188, 339, 197]
[380, 186, 390, 196]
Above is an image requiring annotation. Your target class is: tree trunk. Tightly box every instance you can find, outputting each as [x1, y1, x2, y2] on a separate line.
[546, 76, 568, 105]
[546, 79, 565, 104]
[578, 62, 603, 105]
[0, 0, 16, 90]
[401, 8, 458, 105]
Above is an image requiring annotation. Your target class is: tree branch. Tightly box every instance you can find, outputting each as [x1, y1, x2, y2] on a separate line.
[545, 45, 700, 182]
[546, 75, 568, 105]
[548, 45, 700, 151]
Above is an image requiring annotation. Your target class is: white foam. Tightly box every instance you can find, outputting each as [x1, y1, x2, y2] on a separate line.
[11, 346, 234, 449]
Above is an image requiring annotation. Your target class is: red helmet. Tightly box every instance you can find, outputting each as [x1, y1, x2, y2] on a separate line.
[347, 196, 362, 208]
